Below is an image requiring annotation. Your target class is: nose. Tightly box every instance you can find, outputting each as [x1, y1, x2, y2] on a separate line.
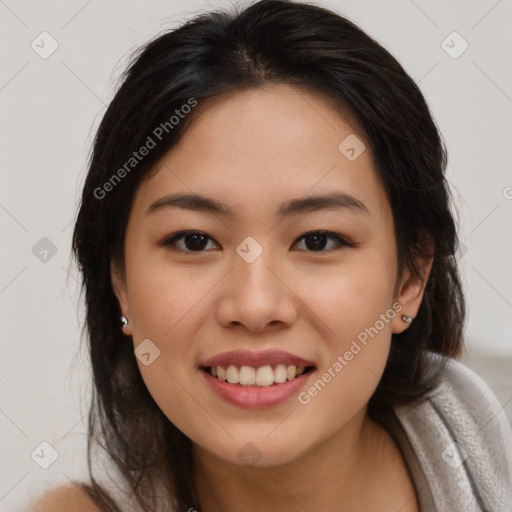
[215, 249, 299, 333]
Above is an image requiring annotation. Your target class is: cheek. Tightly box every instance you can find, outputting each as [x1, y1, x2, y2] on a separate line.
[125, 255, 223, 424]
[301, 250, 397, 342]
[124, 258, 211, 436]
[294, 266, 396, 440]
[136, 358, 216, 449]
[300, 250, 396, 406]
[126, 251, 220, 340]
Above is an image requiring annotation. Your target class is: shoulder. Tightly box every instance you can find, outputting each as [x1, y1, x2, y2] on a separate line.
[417, 351, 512, 461]
[394, 351, 512, 510]
[426, 351, 511, 437]
[29, 484, 101, 512]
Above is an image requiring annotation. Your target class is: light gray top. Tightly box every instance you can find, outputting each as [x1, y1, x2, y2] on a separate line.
[394, 352, 512, 512]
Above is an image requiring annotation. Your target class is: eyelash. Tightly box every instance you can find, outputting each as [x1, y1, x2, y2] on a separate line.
[161, 230, 354, 253]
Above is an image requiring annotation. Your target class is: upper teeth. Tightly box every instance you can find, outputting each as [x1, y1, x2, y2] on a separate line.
[211, 364, 306, 387]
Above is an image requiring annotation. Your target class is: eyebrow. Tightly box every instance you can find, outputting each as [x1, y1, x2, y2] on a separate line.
[146, 192, 369, 218]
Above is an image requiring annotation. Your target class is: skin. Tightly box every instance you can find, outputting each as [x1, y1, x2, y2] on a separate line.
[112, 84, 433, 512]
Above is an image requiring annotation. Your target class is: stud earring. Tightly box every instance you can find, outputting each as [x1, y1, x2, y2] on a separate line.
[120, 314, 129, 329]
[401, 314, 413, 325]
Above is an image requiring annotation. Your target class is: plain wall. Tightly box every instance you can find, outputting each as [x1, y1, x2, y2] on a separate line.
[1, 0, 511, 509]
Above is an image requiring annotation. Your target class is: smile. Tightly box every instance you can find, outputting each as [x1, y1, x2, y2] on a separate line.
[199, 349, 317, 408]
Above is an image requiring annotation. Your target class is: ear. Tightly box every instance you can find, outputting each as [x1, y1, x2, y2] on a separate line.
[111, 260, 133, 336]
[392, 240, 434, 334]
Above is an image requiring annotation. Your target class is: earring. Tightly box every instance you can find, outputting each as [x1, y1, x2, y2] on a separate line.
[401, 314, 413, 325]
[120, 314, 129, 329]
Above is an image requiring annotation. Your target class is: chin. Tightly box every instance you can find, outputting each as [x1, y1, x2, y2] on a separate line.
[194, 431, 311, 469]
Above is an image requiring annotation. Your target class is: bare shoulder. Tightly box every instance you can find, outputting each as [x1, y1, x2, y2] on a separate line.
[30, 483, 101, 512]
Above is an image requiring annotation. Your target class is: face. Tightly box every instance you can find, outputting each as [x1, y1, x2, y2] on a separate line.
[112, 84, 429, 468]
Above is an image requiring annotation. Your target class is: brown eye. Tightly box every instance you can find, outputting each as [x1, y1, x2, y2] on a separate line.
[292, 231, 352, 252]
[162, 231, 219, 252]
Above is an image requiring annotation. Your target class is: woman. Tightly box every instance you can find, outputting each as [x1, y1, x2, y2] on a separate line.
[32, 0, 512, 510]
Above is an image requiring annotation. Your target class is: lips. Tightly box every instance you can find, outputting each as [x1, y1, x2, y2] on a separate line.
[199, 349, 317, 408]
[200, 349, 316, 368]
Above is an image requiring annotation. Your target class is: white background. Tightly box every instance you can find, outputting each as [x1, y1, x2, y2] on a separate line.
[1, 0, 511, 509]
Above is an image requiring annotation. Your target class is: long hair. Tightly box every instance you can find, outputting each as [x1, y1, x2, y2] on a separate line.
[71, 1, 465, 510]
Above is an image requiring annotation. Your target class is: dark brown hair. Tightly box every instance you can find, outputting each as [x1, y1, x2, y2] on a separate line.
[71, 0, 465, 510]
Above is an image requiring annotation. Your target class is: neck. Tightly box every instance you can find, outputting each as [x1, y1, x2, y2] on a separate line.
[192, 408, 414, 512]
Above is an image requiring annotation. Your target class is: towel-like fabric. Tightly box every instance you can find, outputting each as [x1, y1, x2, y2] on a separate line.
[394, 352, 512, 512]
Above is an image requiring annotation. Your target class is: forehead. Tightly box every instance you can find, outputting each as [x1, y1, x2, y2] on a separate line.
[132, 84, 391, 224]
